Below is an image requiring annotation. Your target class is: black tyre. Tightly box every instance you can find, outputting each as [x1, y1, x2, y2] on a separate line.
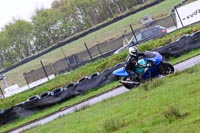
[51, 87, 64, 96]
[120, 77, 138, 89]
[14, 101, 26, 107]
[89, 72, 100, 79]
[0, 108, 9, 114]
[77, 76, 88, 84]
[123, 83, 135, 89]
[26, 95, 40, 102]
[40, 91, 51, 99]
[64, 82, 77, 90]
[159, 62, 174, 76]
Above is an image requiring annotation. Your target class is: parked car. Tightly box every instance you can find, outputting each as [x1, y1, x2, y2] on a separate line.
[114, 25, 167, 54]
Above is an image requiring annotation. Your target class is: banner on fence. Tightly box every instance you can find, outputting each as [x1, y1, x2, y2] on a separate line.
[176, 0, 200, 28]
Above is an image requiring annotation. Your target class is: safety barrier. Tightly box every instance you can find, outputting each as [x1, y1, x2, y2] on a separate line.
[0, 67, 119, 125]
[154, 30, 200, 58]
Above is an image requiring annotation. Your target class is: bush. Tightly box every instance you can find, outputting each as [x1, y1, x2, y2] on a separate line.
[101, 117, 126, 133]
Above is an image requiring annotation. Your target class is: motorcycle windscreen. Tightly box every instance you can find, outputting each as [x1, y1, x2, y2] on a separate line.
[112, 67, 129, 77]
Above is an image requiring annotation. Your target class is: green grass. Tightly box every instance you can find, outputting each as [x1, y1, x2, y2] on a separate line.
[23, 65, 200, 133]
[1, 0, 182, 87]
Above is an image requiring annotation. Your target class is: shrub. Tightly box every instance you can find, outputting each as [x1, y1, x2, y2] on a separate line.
[164, 106, 183, 123]
[101, 117, 126, 133]
[141, 78, 165, 91]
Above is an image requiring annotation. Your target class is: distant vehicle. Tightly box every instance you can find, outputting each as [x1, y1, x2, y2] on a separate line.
[114, 25, 167, 54]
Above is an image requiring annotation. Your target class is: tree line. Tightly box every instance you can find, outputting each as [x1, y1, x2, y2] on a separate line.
[0, 0, 150, 69]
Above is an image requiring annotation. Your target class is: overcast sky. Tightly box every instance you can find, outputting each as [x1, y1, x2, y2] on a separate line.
[0, 0, 55, 30]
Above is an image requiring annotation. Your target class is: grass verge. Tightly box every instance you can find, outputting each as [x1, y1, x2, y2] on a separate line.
[23, 64, 200, 133]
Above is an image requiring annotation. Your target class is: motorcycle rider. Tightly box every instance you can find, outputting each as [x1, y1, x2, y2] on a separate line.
[124, 46, 145, 83]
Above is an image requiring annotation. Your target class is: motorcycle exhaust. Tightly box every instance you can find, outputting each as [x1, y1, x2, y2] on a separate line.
[120, 80, 140, 85]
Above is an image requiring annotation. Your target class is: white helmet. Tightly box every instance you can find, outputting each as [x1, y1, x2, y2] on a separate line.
[129, 46, 138, 57]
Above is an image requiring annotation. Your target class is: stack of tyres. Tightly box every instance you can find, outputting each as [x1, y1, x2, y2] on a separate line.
[35, 91, 55, 108]
[50, 87, 64, 103]
[187, 31, 200, 50]
[54, 84, 80, 102]
[0, 65, 125, 126]
[0, 108, 18, 125]
[20, 95, 41, 109]
[76, 72, 102, 93]
[74, 76, 91, 94]
[98, 67, 118, 86]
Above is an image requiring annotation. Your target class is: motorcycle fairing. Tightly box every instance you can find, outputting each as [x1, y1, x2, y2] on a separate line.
[112, 67, 129, 77]
[113, 51, 163, 78]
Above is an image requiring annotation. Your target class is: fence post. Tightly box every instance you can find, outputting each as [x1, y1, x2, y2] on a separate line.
[174, 6, 184, 28]
[170, 13, 178, 29]
[61, 47, 71, 71]
[96, 44, 102, 56]
[0, 87, 5, 98]
[129, 24, 138, 44]
[23, 73, 30, 89]
[84, 42, 93, 61]
[40, 61, 49, 81]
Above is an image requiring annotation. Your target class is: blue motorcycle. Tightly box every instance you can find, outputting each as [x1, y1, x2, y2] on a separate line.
[112, 51, 174, 89]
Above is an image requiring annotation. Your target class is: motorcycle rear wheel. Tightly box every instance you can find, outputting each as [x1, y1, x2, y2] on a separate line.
[120, 77, 139, 89]
[123, 84, 134, 89]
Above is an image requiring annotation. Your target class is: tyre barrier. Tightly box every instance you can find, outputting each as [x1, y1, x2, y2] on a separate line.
[14, 101, 26, 107]
[58, 85, 80, 102]
[0, 106, 34, 125]
[101, 68, 113, 75]
[64, 82, 78, 90]
[88, 72, 100, 79]
[51, 87, 65, 103]
[189, 31, 200, 44]
[74, 76, 95, 93]
[51, 87, 64, 96]
[26, 95, 41, 102]
[0, 108, 9, 115]
[20, 95, 42, 109]
[154, 31, 200, 58]
[77, 76, 89, 84]
[34, 91, 56, 108]
[50, 86, 80, 103]
[98, 67, 119, 86]
[0, 107, 16, 125]
[112, 62, 125, 70]
[74, 70, 116, 94]
[40, 91, 51, 99]
[86, 68, 117, 87]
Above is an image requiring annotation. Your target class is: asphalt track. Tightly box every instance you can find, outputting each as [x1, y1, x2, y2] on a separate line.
[8, 55, 200, 133]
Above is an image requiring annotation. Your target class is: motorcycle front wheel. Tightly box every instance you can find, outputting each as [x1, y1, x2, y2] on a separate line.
[158, 62, 174, 76]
